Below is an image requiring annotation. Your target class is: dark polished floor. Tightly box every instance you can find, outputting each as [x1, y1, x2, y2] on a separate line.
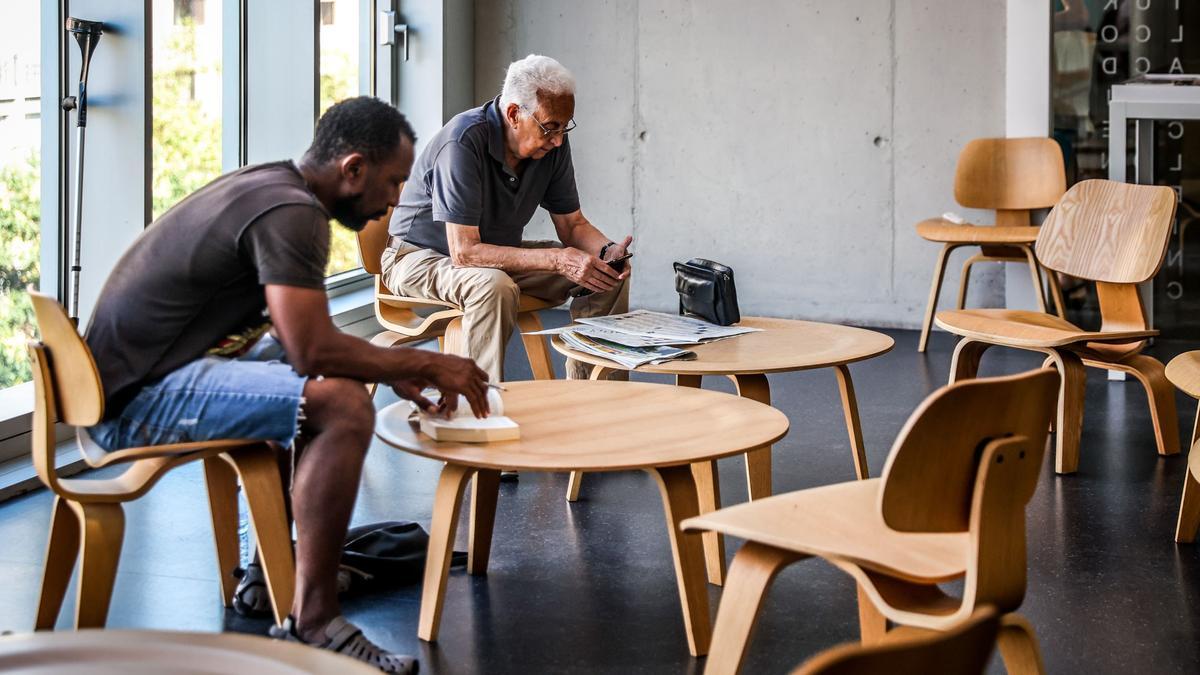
[2, 311, 1200, 674]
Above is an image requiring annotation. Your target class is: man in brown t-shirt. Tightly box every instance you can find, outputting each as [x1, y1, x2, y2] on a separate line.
[86, 97, 486, 673]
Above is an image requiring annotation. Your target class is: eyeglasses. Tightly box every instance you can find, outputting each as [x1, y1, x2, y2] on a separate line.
[520, 105, 577, 138]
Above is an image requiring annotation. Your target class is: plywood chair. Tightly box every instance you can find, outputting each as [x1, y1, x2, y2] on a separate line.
[1166, 352, 1200, 543]
[917, 137, 1068, 352]
[792, 606, 999, 675]
[935, 179, 1180, 474]
[26, 292, 294, 629]
[684, 368, 1059, 675]
[356, 209, 557, 381]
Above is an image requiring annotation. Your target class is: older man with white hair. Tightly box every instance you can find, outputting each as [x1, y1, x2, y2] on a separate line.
[382, 54, 631, 382]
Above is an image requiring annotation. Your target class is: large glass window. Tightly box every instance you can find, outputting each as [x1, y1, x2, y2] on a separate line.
[1052, 1, 1200, 336]
[0, 2, 41, 391]
[152, 0, 223, 220]
[320, 0, 364, 278]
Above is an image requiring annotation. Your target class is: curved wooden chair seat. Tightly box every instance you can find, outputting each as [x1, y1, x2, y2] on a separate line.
[26, 292, 295, 629]
[1166, 351, 1200, 543]
[915, 219, 1039, 245]
[683, 369, 1059, 675]
[935, 308, 1156, 349]
[685, 480, 968, 584]
[935, 180, 1180, 475]
[916, 138, 1068, 352]
[792, 607, 999, 675]
[75, 426, 255, 469]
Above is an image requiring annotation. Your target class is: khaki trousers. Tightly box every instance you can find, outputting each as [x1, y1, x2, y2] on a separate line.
[381, 241, 630, 382]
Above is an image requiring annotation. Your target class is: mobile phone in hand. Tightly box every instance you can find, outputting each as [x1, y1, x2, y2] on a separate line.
[569, 252, 633, 298]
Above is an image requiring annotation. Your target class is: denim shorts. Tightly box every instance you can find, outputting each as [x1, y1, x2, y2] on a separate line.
[89, 336, 307, 451]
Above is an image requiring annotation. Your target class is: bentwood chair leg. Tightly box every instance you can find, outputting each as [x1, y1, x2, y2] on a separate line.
[834, 365, 870, 480]
[468, 469, 501, 576]
[73, 502, 125, 629]
[731, 374, 772, 500]
[691, 459, 726, 586]
[35, 496, 81, 630]
[565, 365, 622, 503]
[919, 243, 958, 353]
[1019, 246, 1049, 313]
[703, 542, 804, 675]
[649, 464, 712, 657]
[419, 463, 474, 642]
[1176, 435, 1200, 543]
[856, 583, 889, 645]
[1118, 355, 1181, 457]
[947, 339, 991, 384]
[442, 318, 465, 357]
[1047, 350, 1086, 474]
[516, 312, 555, 381]
[997, 613, 1047, 675]
[204, 456, 242, 608]
[230, 446, 295, 626]
[956, 255, 984, 310]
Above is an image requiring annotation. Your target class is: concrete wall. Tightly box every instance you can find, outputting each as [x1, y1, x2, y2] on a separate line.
[475, 0, 1008, 328]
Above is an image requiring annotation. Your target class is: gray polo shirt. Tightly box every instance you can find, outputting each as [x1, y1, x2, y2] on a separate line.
[388, 97, 580, 256]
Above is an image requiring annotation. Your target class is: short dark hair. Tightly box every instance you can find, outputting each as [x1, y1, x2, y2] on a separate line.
[306, 96, 416, 165]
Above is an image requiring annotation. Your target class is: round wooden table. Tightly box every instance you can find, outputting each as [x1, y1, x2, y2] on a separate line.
[552, 317, 893, 582]
[0, 629, 378, 674]
[375, 379, 789, 657]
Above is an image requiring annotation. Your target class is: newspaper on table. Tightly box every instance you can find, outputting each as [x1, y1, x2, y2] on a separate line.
[575, 310, 760, 343]
[557, 330, 697, 370]
[522, 324, 690, 348]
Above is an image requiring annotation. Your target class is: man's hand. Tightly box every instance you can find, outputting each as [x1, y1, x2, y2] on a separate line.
[603, 235, 634, 263]
[390, 378, 440, 415]
[557, 247, 624, 293]
[419, 352, 491, 418]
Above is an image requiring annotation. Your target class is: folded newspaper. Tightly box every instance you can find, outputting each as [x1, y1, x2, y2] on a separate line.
[526, 310, 760, 369]
[558, 330, 697, 369]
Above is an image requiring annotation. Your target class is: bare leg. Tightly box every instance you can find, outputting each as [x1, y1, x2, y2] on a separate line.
[288, 377, 376, 641]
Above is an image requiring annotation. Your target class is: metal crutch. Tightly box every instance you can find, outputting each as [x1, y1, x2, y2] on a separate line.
[61, 17, 104, 325]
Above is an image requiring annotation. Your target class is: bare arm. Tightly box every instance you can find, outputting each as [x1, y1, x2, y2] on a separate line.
[265, 284, 492, 415]
[445, 210, 630, 293]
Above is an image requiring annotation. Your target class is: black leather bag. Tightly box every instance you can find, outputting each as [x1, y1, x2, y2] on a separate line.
[674, 258, 741, 326]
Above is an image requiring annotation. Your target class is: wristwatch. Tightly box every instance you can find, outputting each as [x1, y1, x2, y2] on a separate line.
[598, 241, 617, 261]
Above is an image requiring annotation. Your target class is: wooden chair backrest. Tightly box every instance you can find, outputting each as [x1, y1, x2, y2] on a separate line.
[27, 292, 106, 491]
[793, 607, 999, 675]
[356, 205, 395, 277]
[953, 137, 1066, 213]
[1035, 179, 1177, 284]
[878, 369, 1059, 533]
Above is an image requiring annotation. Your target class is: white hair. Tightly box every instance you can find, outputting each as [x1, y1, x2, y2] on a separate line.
[499, 54, 575, 114]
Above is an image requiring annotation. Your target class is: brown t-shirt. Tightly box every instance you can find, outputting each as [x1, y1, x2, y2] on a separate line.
[85, 161, 331, 418]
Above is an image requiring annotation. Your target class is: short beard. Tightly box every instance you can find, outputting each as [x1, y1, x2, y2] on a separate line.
[330, 198, 369, 232]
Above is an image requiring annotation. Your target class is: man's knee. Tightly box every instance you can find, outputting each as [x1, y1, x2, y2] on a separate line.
[463, 269, 520, 310]
[302, 377, 375, 442]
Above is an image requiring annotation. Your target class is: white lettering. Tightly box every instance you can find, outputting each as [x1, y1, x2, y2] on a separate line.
[1104, 0, 1118, 9]
[1168, 281, 1184, 300]
[1169, 121, 1185, 139]
[1136, 25, 1151, 43]
[1137, 0, 1151, 10]
[1172, 25, 1184, 43]
[1103, 56, 1119, 75]
[1171, 153, 1183, 172]
[1168, 248, 1183, 271]
[1135, 56, 1152, 74]
[1101, 25, 1120, 43]
[1170, 57, 1185, 74]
